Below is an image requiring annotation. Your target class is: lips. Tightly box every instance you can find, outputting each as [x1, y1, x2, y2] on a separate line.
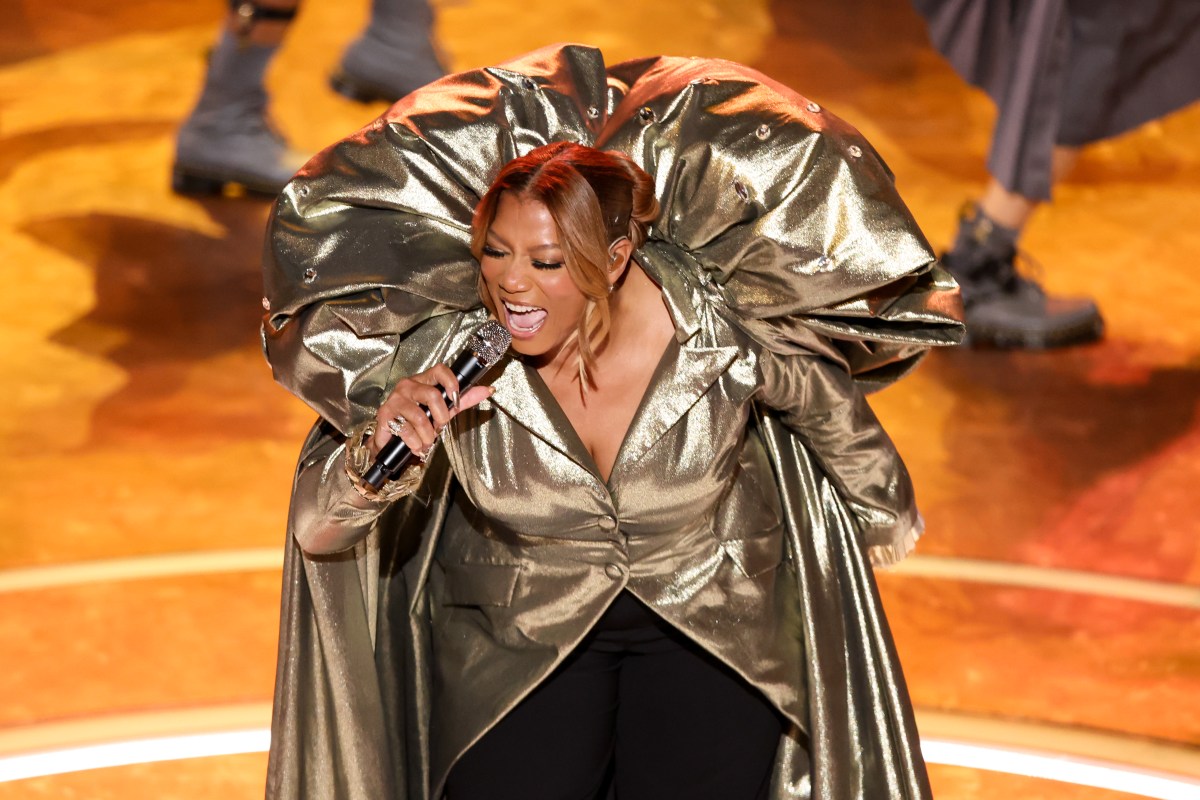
[502, 300, 548, 337]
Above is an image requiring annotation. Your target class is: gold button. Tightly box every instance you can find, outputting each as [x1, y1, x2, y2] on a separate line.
[604, 563, 624, 580]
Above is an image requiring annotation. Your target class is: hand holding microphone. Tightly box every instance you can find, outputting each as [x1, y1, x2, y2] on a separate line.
[364, 321, 511, 491]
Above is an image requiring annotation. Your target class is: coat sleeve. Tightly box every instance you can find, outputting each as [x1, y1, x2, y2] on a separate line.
[757, 347, 921, 566]
[267, 418, 455, 800]
[287, 420, 440, 555]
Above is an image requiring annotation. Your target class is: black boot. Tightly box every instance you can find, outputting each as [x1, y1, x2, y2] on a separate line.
[943, 205, 1104, 349]
[173, 30, 306, 197]
[330, 0, 446, 103]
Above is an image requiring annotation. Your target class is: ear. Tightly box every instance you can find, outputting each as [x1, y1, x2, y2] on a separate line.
[606, 236, 633, 286]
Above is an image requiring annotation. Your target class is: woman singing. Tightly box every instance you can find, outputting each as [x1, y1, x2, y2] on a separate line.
[263, 45, 962, 800]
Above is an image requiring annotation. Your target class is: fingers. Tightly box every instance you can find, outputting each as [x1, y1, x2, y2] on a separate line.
[372, 401, 423, 456]
[375, 387, 439, 456]
[411, 364, 461, 429]
[372, 365, 496, 457]
[455, 385, 495, 413]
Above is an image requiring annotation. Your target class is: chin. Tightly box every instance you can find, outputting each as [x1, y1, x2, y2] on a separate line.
[507, 330, 574, 365]
[509, 339, 541, 357]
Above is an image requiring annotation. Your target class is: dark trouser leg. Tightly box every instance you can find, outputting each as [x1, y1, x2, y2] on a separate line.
[443, 638, 619, 800]
[444, 593, 785, 800]
[614, 613, 784, 800]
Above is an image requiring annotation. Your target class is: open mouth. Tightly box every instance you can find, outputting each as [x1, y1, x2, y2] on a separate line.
[502, 300, 548, 336]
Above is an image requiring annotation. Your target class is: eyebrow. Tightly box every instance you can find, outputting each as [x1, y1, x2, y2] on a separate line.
[485, 231, 562, 252]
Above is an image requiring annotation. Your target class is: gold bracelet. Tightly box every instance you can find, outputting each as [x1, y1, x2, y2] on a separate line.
[343, 421, 426, 503]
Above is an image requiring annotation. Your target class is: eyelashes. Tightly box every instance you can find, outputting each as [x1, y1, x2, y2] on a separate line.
[481, 245, 563, 270]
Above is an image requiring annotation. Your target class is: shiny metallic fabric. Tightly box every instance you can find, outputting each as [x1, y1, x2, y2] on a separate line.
[264, 44, 962, 800]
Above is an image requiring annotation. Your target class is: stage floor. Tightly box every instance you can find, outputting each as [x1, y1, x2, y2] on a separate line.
[1, 0, 1198, 796]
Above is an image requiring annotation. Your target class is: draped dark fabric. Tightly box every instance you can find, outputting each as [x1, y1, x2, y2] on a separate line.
[913, 0, 1200, 199]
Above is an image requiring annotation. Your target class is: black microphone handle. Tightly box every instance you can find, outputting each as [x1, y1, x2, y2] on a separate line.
[362, 351, 489, 490]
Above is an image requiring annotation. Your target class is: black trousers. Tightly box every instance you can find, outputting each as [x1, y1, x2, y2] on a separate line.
[445, 592, 785, 800]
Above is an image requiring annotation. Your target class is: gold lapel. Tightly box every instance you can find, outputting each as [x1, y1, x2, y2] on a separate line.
[608, 248, 742, 477]
[486, 356, 603, 480]
[608, 336, 739, 482]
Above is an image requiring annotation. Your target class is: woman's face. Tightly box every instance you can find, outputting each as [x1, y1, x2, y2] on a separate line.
[480, 192, 588, 364]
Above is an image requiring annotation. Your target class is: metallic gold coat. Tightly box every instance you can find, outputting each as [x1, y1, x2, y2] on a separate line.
[263, 45, 963, 800]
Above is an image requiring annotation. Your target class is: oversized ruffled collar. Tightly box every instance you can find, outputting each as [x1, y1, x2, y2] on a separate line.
[263, 43, 962, 394]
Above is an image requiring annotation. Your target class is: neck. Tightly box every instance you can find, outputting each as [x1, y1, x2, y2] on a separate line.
[606, 261, 659, 347]
[537, 260, 663, 391]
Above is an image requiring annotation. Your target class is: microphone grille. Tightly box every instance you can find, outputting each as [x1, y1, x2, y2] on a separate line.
[468, 320, 513, 367]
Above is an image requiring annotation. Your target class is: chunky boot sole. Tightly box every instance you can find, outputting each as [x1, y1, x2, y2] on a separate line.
[330, 70, 398, 104]
[963, 314, 1105, 350]
[171, 165, 284, 198]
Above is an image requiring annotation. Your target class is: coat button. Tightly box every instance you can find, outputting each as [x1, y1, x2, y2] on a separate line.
[597, 515, 617, 532]
[604, 563, 625, 580]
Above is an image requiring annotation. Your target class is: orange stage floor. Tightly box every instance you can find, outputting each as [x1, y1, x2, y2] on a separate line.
[1, 0, 1198, 797]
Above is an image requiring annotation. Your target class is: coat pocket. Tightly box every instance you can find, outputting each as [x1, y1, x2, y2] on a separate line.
[441, 561, 522, 607]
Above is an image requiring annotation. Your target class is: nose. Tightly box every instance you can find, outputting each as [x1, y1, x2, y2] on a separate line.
[495, 258, 532, 294]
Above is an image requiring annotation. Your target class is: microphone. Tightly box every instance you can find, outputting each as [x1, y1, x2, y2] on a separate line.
[362, 320, 512, 490]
